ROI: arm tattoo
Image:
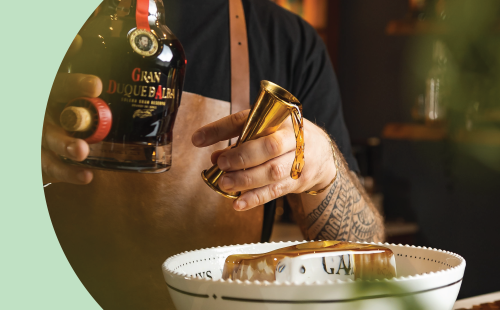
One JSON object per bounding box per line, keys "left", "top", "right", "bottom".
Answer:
{"left": 304, "top": 158, "right": 383, "bottom": 242}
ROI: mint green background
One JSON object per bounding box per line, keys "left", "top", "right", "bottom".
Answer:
{"left": 0, "top": 0, "right": 102, "bottom": 309}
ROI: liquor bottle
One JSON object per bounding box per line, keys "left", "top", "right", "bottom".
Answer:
{"left": 425, "top": 40, "right": 448, "bottom": 125}
{"left": 407, "top": 0, "right": 436, "bottom": 20}
{"left": 58, "top": 0, "right": 186, "bottom": 173}
{"left": 408, "top": 0, "right": 427, "bottom": 20}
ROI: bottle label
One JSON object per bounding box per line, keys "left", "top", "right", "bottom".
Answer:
{"left": 103, "top": 65, "right": 179, "bottom": 142}
{"left": 107, "top": 67, "right": 175, "bottom": 104}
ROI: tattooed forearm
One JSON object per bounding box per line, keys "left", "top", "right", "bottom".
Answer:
{"left": 294, "top": 145, "right": 384, "bottom": 243}
{"left": 351, "top": 203, "right": 380, "bottom": 241}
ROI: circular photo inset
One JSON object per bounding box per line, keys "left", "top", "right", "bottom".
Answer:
{"left": 136, "top": 34, "right": 152, "bottom": 52}
{"left": 129, "top": 29, "right": 159, "bottom": 56}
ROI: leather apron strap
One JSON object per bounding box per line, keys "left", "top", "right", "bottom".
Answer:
{"left": 228, "top": 0, "right": 275, "bottom": 243}
{"left": 229, "top": 0, "right": 250, "bottom": 117}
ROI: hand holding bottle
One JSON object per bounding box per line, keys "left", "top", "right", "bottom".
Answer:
{"left": 42, "top": 37, "right": 102, "bottom": 185}
{"left": 42, "top": 0, "right": 186, "bottom": 181}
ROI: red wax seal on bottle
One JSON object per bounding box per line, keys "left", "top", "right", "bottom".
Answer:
{"left": 60, "top": 97, "right": 112, "bottom": 144}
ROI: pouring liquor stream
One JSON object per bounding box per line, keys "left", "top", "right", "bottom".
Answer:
{"left": 201, "top": 80, "right": 304, "bottom": 199}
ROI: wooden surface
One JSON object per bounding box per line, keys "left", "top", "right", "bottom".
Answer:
{"left": 382, "top": 123, "right": 447, "bottom": 141}
{"left": 386, "top": 19, "right": 447, "bottom": 36}
{"left": 454, "top": 291, "right": 500, "bottom": 309}
{"left": 383, "top": 123, "right": 500, "bottom": 146}
{"left": 385, "top": 221, "right": 419, "bottom": 238}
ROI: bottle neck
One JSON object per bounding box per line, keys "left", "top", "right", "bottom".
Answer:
{"left": 97, "top": 0, "right": 165, "bottom": 26}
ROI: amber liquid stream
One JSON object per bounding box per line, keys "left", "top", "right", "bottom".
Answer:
{"left": 290, "top": 105, "right": 305, "bottom": 179}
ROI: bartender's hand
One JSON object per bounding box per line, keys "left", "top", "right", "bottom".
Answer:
{"left": 42, "top": 36, "right": 101, "bottom": 185}
{"left": 192, "top": 110, "right": 336, "bottom": 211}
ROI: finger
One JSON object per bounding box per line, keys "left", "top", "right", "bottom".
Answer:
{"left": 211, "top": 141, "right": 238, "bottom": 164}
{"left": 211, "top": 147, "right": 231, "bottom": 165}
{"left": 233, "top": 178, "right": 296, "bottom": 211}
{"left": 192, "top": 110, "right": 249, "bottom": 147}
{"left": 211, "top": 149, "right": 224, "bottom": 165}
{"left": 218, "top": 151, "right": 295, "bottom": 192}
{"left": 42, "top": 148, "right": 93, "bottom": 185}
{"left": 49, "top": 73, "right": 103, "bottom": 104}
{"left": 42, "top": 121, "right": 90, "bottom": 162}
{"left": 217, "top": 129, "right": 296, "bottom": 171}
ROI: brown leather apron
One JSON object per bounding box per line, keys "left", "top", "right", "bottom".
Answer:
{"left": 44, "top": 1, "right": 261, "bottom": 309}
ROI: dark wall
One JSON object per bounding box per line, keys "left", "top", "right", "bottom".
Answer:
{"left": 336, "top": 0, "right": 412, "bottom": 141}
{"left": 333, "top": 1, "right": 500, "bottom": 299}
{"left": 382, "top": 139, "right": 500, "bottom": 299}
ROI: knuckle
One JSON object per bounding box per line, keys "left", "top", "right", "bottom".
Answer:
{"left": 264, "top": 135, "right": 283, "bottom": 157}
{"left": 236, "top": 152, "right": 246, "bottom": 167}
{"left": 242, "top": 173, "right": 253, "bottom": 188}
{"left": 248, "top": 191, "right": 265, "bottom": 206}
{"left": 41, "top": 122, "right": 58, "bottom": 150}
{"left": 267, "top": 183, "right": 283, "bottom": 200}
{"left": 42, "top": 124, "right": 71, "bottom": 155}
{"left": 41, "top": 160, "right": 49, "bottom": 175}
{"left": 299, "top": 172, "right": 316, "bottom": 192}
{"left": 301, "top": 171, "right": 314, "bottom": 185}
{"left": 254, "top": 191, "right": 266, "bottom": 205}
{"left": 211, "top": 124, "right": 221, "bottom": 138}
{"left": 232, "top": 111, "right": 247, "bottom": 124}
{"left": 41, "top": 159, "right": 56, "bottom": 179}
{"left": 269, "top": 162, "right": 286, "bottom": 181}
{"left": 58, "top": 140, "right": 68, "bottom": 154}
{"left": 269, "top": 183, "right": 284, "bottom": 199}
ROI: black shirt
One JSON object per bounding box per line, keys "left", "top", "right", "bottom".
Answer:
{"left": 164, "top": 0, "right": 359, "bottom": 173}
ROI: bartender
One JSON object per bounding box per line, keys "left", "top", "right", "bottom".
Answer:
{"left": 42, "top": 0, "right": 384, "bottom": 309}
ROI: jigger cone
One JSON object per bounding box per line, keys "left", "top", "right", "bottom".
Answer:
{"left": 201, "top": 80, "right": 303, "bottom": 199}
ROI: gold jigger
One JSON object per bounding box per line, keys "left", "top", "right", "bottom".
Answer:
{"left": 202, "top": 80, "right": 304, "bottom": 199}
